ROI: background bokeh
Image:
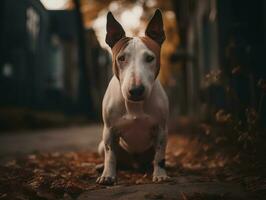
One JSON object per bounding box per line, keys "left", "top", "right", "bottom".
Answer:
{"left": 0, "top": 0, "right": 265, "bottom": 131}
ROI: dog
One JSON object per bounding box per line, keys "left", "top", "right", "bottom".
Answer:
{"left": 96, "top": 9, "right": 169, "bottom": 185}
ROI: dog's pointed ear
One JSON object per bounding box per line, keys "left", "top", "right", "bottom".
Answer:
{"left": 105, "top": 12, "right": 125, "bottom": 48}
{"left": 145, "top": 9, "right": 165, "bottom": 45}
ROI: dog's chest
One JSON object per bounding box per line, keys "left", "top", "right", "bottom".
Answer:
{"left": 116, "top": 114, "right": 156, "bottom": 153}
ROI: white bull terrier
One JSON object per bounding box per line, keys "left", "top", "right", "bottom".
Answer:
{"left": 96, "top": 9, "right": 169, "bottom": 185}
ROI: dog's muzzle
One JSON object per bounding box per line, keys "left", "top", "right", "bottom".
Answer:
{"left": 128, "top": 85, "right": 145, "bottom": 102}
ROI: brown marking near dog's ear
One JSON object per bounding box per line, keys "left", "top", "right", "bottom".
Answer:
{"left": 139, "top": 36, "right": 161, "bottom": 79}
{"left": 111, "top": 37, "right": 133, "bottom": 79}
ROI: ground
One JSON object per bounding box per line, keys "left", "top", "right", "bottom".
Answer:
{"left": 0, "top": 124, "right": 265, "bottom": 199}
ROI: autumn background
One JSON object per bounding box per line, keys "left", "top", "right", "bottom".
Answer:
{"left": 0, "top": 0, "right": 266, "bottom": 199}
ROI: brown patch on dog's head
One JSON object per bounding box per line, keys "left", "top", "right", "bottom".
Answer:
{"left": 106, "top": 9, "right": 165, "bottom": 80}
{"left": 141, "top": 9, "right": 165, "bottom": 78}
{"left": 111, "top": 37, "right": 133, "bottom": 79}
{"left": 139, "top": 36, "right": 161, "bottom": 79}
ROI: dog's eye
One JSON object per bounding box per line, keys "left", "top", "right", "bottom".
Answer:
{"left": 118, "top": 55, "right": 125, "bottom": 62}
{"left": 145, "top": 55, "right": 154, "bottom": 63}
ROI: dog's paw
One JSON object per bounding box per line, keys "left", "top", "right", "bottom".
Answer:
{"left": 152, "top": 175, "right": 170, "bottom": 183}
{"left": 96, "top": 176, "right": 116, "bottom": 185}
{"left": 153, "top": 167, "right": 170, "bottom": 183}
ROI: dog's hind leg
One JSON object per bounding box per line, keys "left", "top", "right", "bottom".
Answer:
{"left": 98, "top": 140, "right": 105, "bottom": 157}
{"left": 95, "top": 140, "right": 105, "bottom": 173}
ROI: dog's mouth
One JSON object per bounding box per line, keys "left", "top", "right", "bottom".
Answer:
{"left": 127, "top": 95, "right": 145, "bottom": 102}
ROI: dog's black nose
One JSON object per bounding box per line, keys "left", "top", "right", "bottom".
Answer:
{"left": 129, "top": 85, "right": 145, "bottom": 99}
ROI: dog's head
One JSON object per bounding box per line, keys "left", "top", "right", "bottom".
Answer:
{"left": 106, "top": 9, "right": 165, "bottom": 102}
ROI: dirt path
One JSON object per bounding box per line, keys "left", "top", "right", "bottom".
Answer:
{"left": 0, "top": 125, "right": 102, "bottom": 163}
{"left": 78, "top": 176, "right": 247, "bottom": 200}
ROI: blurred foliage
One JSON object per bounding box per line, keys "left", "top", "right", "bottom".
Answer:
{"left": 200, "top": 66, "right": 266, "bottom": 183}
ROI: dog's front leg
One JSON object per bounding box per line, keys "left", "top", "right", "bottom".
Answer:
{"left": 96, "top": 126, "right": 117, "bottom": 185}
{"left": 153, "top": 127, "right": 169, "bottom": 182}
